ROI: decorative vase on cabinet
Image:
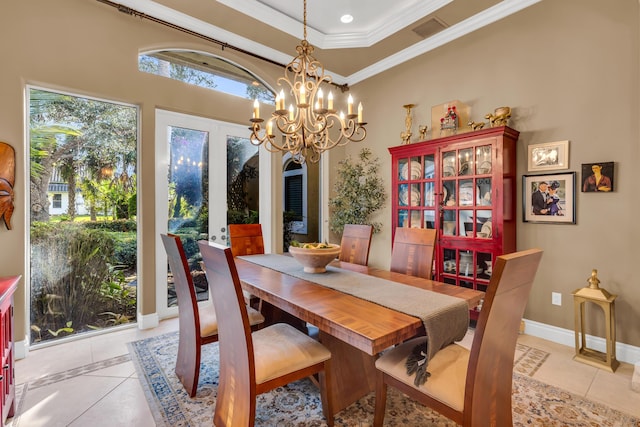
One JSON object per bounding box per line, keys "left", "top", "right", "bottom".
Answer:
{"left": 389, "top": 126, "right": 519, "bottom": 319}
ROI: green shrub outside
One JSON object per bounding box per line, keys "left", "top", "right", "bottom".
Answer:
{"left": 30, "top": 221, "right": 137, "bottom": 343}
{"left": 81, "top": 219, "right": 136, "bottom": 232}
{"left": 112, "top": 234, "right": 137, "bottom": 269}
{"left": 128, "top": 193, "right": 137, "bottom": 218}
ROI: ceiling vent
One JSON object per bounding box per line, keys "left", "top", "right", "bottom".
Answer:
{"left": 412, "top": 17, "right": 448, "bottom": 39}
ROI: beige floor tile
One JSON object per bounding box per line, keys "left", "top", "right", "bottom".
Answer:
{"left": 527, "top": 343, "right": 599, "bottom": 395}
{"left": 14, "top": 375, "right": 124, "bottom": 427}
{"left": 587, "top": 365, "right": 640, "bottom": 417}
{"left": 520, "top": 334, "right": 640, "bottom": 417}
{"left": 67, "top": 378, "right": 155, "bottom": 427}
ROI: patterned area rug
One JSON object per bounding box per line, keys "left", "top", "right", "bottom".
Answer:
{"left": 128, "top": 332, "right": 639, "bottom": 426}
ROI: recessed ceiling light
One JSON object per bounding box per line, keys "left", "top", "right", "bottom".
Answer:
{"left": 340, "top": 14, "right": 354, "bottom": 24}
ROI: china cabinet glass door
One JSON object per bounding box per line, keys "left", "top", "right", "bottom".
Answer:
{"left": 439, "top": 143, "right": 494, "bottom": 291}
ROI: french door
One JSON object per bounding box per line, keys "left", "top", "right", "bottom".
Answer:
{"left": 154, "top": 110, "right": 260, "bottom": 317}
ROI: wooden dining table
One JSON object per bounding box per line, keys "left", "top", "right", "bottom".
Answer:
{"left": 235, "top": 255, "right": 484, "bottom": 412}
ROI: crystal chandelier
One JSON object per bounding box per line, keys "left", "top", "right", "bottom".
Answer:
{"left": 249, "top": 0, "right": 367, "bottom": 164}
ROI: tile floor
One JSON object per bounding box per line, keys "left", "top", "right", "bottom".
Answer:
{"left": 10, "top": 318, "right": 640, "bottom": 426}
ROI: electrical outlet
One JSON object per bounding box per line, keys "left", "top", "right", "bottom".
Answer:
{"left": 552, "top": 292, "right": 562, "bottom": 306}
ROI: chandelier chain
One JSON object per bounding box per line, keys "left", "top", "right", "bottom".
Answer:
{"left": 303, "top": 0, "right": 307, "bottom": 41}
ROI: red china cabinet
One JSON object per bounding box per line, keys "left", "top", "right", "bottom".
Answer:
{"left": 389, "top": 126, "right": 519, "bottom": 315}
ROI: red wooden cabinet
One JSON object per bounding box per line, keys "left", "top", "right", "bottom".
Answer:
{"left": 0, "top": 276, "right": 18, "bottom": 426}
{"left": 389, "top": 126, "right": 519, "bottom": 303}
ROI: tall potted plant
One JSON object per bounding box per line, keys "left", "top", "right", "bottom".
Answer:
{"left": 329, "top": 148, "right": 386, "bottom": 235}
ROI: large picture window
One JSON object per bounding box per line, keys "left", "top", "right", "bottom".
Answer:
{"left": 28, "top": 87, "right": 138, "bottom": 345}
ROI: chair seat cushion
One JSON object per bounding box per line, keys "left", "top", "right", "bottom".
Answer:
{"left": 247, "top": 306, "right": 266, "bottom": 327}
{"left": 198, "top": 305, "right": 264, "bottom": 338}
{"left": 253, "top": 323, "right": 331, "bottom": 384}
{"left": 375, "top": 336, "right": 469, "bottom": 412}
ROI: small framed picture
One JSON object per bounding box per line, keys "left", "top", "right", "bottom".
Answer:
{"left": 522, "top": 172, "right": 576, "bottom": 224}
{"left": 581, "top": 162, "right": 614, "bottom": 192}
{"left": 527, "top": 140, "right": 569, "bottom": 172}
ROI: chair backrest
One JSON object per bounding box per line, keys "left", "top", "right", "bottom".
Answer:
{"left": 161, "top": 234, "right": 201, "bottom": 334}
{"left": 463, "top": 248, "right": 543, "bottom": 426}
{"left": 389, "top": 227, "right": 437, "bottom": 279}
{"left": 228, "top": 223, "right": 265, "bottom": 257}
{"left": 198, "top": 240, "right": 255, "bottom": 427}
{"left": 339, "top": 224, "right": 374, "bottom": 265}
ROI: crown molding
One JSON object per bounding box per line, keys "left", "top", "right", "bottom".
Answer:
{"left": 112, "top": 0, "right": 542, "bottom": 86}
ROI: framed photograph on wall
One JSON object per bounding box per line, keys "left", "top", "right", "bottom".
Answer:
{"left": 527, "top": 140, "right": 569, "bottom": 172}
{"left": 523, "top": 172, "right": 576, "bottom": 224}
{"left": 581, "top": 161, "right": 614, "bottom": 192}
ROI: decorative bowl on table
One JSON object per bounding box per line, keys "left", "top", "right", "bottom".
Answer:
{"left": 288, "top": 243, "right": 341, "bottom": 273}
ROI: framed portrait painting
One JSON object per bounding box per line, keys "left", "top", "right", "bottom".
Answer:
{"left": 527, "top": 140, "right": 569, "bottom": 172}
{"left": 522, "top": 172, "right": 576, "bottom": 224}
{"left": 581, "top": 161, "right": 614, "bottom": 192}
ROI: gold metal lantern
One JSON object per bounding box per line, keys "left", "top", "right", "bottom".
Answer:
{"left": 572, "top": 269, "right": 619, "bottom": 372}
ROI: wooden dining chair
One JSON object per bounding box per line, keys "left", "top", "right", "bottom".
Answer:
{"left": 338, "top": 224, "right": 374, "bottom": 266}
{"left": 198, "top": 240, "right": 335, "bottom": 427}
{"left": 373, "top": 248, "right": 543, "bottom": 427}
{"left": 228, "top": 223, "right": 265, "bottom": 257}
{"left": 228, "top": 223, "right": 264, "bottom": 307}
{"left": 390, "top": 227, "right": 437, "bottom": 279}
{"left": 160, "top": 233, "right": 265, "bottom": 397}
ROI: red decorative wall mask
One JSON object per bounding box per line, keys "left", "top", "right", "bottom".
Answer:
{"left": 0, "top": 142, "right": 15, "bottom": 230}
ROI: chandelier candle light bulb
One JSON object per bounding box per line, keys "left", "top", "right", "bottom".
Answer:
{"left": 253, "top": 99, "right": 259, "bottom": 119}
{"left": 276, "top": 90, "right": 285, "bottom": 112}
{"left": 248, "top": 0, "right": 367, "bottom": 164}
{"left": 299, "top": 85, "right": 306, "bottom": 105}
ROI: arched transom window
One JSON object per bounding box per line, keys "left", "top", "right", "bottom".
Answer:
{"left": 139, "top": 50, "right": 274, "bottom": 103}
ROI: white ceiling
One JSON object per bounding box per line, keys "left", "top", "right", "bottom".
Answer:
{"left": 220, "top": 0, "right": 455, "bottom": 49}
{"left": 112, "top": 0, "right": 542, "bottom": 85}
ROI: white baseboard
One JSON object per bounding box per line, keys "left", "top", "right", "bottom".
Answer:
{"left": 15, "top": 335, "right": 28, "bottom": 360}
{"left": 137, "top": 311, "right": 159, "bottom": 329}
{"left": 524, "top": 319, "right": 640, "bottom": 365}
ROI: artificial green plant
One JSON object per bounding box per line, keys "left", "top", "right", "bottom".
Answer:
{"left": 329, "top": 148, "right": 386, "bottom": 234}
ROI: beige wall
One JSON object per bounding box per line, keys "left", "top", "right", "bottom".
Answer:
{"left": 0, "top": 0, "right": 284, "bottom": 344}
{"left": 1, "top": 0, "right": 639, "bottom": 351}
{"left": 345, "top": 0, "right": 640, "bottom": 346}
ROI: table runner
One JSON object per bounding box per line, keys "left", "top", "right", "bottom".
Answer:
{"left": 238, "top": 254, "right": 469, "bottom": 381}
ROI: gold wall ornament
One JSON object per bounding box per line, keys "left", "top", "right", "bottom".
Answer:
{"left": 249, "top": 0, "right": 366, "bottom": 164}
{"left": 572, "top": 269, "right": 619, "bottom": 372}
{"left": 485, "top": 106, "right": 512, "bottom": 127}
{"left": 400, "top": 104, "right": 415, "bottom": 144}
